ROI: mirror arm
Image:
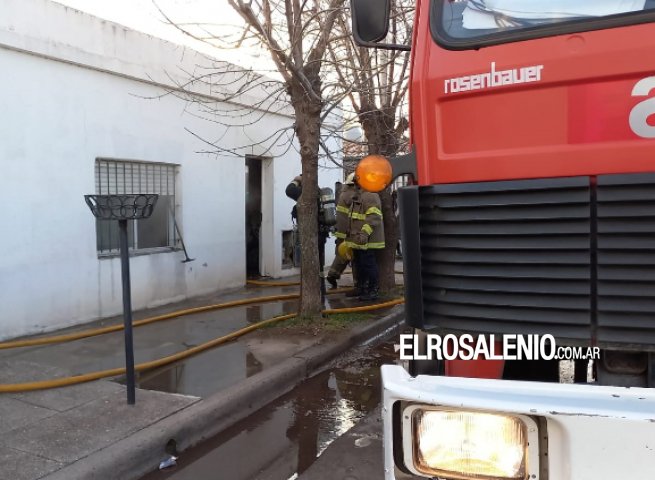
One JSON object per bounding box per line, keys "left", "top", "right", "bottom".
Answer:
{"left": 390, "top": 150, "right": 417, "bottom": 180}
{"left": 353, "top": 37, "right": 411, "bottom": 51}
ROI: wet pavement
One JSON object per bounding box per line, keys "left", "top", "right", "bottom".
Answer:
{"left": 0, "top": 265, "right": 405, "bottom": 480}
{"left": 0, "top": 262, "right": 403, "bottom": 391}
{"left": 0, "top": 282, "right": 347, "bottom": 398}
{"left": 129, "top": 297, "right": 304, "bottom": 398}
{"left": 297, "top": 406, "right": 384, "bottom": 480}
{"left": 140, "top": 339, "right": 399, "bottom": 480}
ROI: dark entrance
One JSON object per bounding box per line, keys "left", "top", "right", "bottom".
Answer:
{"left": 245, "top": 156, "right": 262, "bottom": 276}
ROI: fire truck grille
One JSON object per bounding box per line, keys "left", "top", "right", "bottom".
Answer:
{"left": 403, "top": 173, "right": 655, "bottom": 349}
{"left": 597, "top": 173, "right": 655, "bottom": 348}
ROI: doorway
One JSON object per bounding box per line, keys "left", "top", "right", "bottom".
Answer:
{"left": 245, "top": 156, "right": 263, "bottom": 277}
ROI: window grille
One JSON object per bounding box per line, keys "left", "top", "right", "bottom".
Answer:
{"left": 94, "top": 159, "right": 178, "bottom": 255}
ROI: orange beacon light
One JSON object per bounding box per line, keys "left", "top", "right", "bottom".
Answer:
{"left": 355, "top": 155, "right": 393, "bottom": 192}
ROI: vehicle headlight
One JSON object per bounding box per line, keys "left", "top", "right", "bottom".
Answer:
{"left": 402, "top": 406, "right": 539, "bottom": 480}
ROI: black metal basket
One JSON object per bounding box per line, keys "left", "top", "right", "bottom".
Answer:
{"left": 84, "top": 194, "right": 159, "bottom": 220}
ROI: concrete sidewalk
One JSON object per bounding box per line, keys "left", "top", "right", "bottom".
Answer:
{"left": 0, "top": 272, "right": 404, "bottom": 480}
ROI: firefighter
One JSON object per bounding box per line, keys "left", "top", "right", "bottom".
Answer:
{"left": 326, "top": 174, "right": 358, "bottom": 289}
{"left": 285, "top": 174, "right": 331, "bottom": 299}
{"left": 343, "top": 174, "right": 385, "bottom": 300}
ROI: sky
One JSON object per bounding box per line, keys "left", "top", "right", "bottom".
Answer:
{"left": 53, "top": 0, "right": 274, "bottom": 72}
{"left": 52, "top": 0, "right": 359, "bottom": 128}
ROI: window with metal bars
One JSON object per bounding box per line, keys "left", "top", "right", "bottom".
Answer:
{"left": 94, "top": 159, "right": 178, "bottom": 255}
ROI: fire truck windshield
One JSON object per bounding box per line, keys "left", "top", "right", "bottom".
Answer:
{"left": 435, "top": 0, "right": 655, "bottom": 47}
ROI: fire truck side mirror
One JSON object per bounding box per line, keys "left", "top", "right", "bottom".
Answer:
{"left": 351, "top": 0, "right": 390, "bottom": 43}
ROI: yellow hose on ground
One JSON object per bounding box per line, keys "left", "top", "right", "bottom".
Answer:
{"left": 0, "top": 294, "right": 299, "bottom": 350}
{"left": 323, "top": 298, "right": 404, "bottom": 314}
{"left": 341, "top": 270, "right": 404, "bottom": 275}
{"left": 247, "top": 272, "right": 403, "bottom": 287}
{"left": 0, "top": 288, "right": 354, "bottom": 350}
{"left": 247, "top": 279, "right": 300, "bottom": 287}
{"left": 0, "top": 298, "right": 404, "bottom": 393}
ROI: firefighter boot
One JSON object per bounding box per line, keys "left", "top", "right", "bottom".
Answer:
{"left": 326, "top": 274, "right": 338, "bottom": 289}
{"left": 359, "top": 284, "right": 379, "bottom": 301}
{"left": 346, "top": 282, "right": 366, "bottom": 298}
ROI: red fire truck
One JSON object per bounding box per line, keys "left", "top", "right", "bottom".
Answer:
{"left": 351, "top": 1, "right": 655, "bottom": 479}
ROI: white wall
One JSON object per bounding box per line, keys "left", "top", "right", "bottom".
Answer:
{"left": 0, "top": 0, "right": 342, "bottom": 340}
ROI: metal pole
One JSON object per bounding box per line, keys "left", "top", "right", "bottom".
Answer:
{"left": 319, "top": 235, "right": 326, "bottom": 305}
{"left": 118, "top": 219, "right": 136, "bottom": 405}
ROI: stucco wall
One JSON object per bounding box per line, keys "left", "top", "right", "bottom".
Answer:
{"left": 0, "top": 0, "right": 342, "bottom": 340}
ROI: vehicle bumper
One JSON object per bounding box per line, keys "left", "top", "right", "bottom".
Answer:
{"left": 382, "top": 364, "right": 655, "bottom": 479}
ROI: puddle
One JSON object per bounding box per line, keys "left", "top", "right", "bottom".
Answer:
{"left": 133, "top": 295, "right": 385, "bottom": 398}
{"left": 245, "top": 301, "right": 298, "bottom": 323}
{"left": 119, "top": 300, "right": 304, "bottom": 398}
{"left": 140, "top": 340, "right": 398, "bottom": 480}
{"left": 1, "top": 276, "right": 395, "bottom": 403}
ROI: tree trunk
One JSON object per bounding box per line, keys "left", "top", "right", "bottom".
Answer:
{"left": 359, "top": 107, "right": 401, "bottom": 295}
{"left": 377, "top": 188, "right": 398, "bottom": 294}
{"left": 289, "top": 79, "right": 323, "bottom": 318}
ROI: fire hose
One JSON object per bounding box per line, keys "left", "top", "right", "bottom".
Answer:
{"left": 0, "top": 293, "right": 404, "bottom": 393}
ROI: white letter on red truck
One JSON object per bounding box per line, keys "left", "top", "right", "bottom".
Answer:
{"left": 630, "top": 77, "right": 655, "bottom": 138}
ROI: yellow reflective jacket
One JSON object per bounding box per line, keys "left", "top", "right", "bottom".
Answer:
{"left": 334, "top": 183, "right": 357, "bottom": 241}
{"left": 340, "top": 187, "right": 385, "bottom": 250}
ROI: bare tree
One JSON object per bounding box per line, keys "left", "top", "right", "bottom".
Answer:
{"left": 323, "top": 1, "right": 412, "bottom": 293}
{"left": 228, "top": 0, "right": 345, "bottom": 318}
{"left": 155, "top": 0, "right": 344, "bottom": 317}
